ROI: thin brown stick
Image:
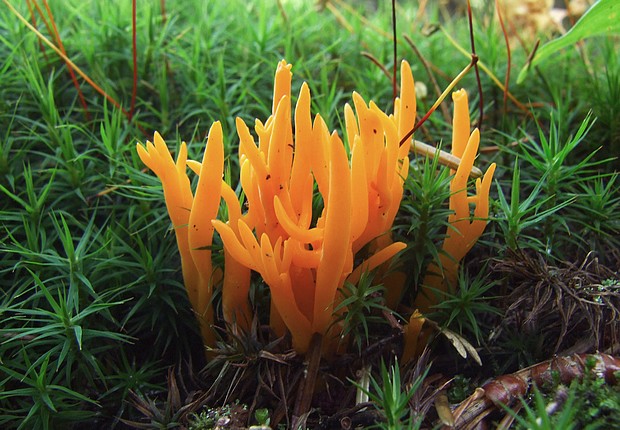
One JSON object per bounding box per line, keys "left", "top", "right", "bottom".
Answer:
{"left": 291, "top": 333, "right": 323, "bottom": 429}
{"left": 41, "top": 0, "right": 90, "bottom": 120}
{"left": 130, "top": 0, "right": 137, "bottom": 120}
{"left": 495, "top": 0, "right": 511, "bottom": 116}
{"left": 478, "top": 136, "right": 527, "bottom": 154}
{"left": 361, "top": 52, "right": 393, "bottom": 83}
{"left": 466, "top": 0, "right": 483, "bottom": 130}
{"left": 160, "top": 0, "right": 167, "bottom": 24}
{"left": 5, "top": 0, "right": 150, "bottom": 137}
{"left": 276, "top": 0, "right": 289, "bottom": 24}
{"left": 30, "top": 0, "right": 53, "bottom": 41}
{"left": 25, "top": 0, "right": 47, "bottom": 58}
{"left": 5, "top": 0, "right": 123, "bottom": 112}
{"left": 523, "top": 39, "right": 541, "bottom": 73}
{"left": 391, "top": 0, "right": 397, "bottom": 102}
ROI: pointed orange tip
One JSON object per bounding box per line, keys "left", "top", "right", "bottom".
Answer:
{"left": 452, "top": 88, "right": 467, "bottom": 100}
{"left": 136, "top": 142, "right": 150, "bottom": 164}
{"left": 277, "top": 59, "right": 292, "bottom": 71}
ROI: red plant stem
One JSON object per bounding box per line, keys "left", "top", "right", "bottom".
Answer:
{"left": 30, "top": 1, "right": 52, "bottom": 39}
{"left": 5, "top": 2, "right": 122, "bottom": 111}
{"left": 41, "top": 0, "right": 90, "bottom": 120}
{"left": 26, "top": 0, "right": 47, "bottom": 58}
{"left": 466, "top": 0, "right": 483, "bottom": 130}
{"left": 495, "top": 0, "right": 511, "bottom": 116}
{"left": 160, "top": 0, "right": 167, "bottom": 24}
{"left": 130, "top": 0, "right": 137, "bottom": 121}
{"left": 361, "top": 51, "right": 393, "bottom": 83}
{"left": 159, "top": 0, "right": 173, "bottom": 87}
{"left": 391, "top": 0, "right": 397, "bottom": 103}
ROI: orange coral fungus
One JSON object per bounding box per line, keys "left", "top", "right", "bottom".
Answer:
{"left": 416, "top": 89, "right": 497, "bottom": 314}
{"left": 136, "top": 123, "right": 226, "bottom": 346}
{"left": 139, "top": 60, "right": 412, "bottom": 354}
{"left": 401, "top": 89, "right": 495, "bottom": 363}
{"left": 213, "top": 60, "right": 413, "bottom": 353}
{"left": 138, "top": 60, "right": 493, "bottom": 361}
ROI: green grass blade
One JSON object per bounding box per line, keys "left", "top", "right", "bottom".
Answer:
{"left": 518, "top": 0, "right": 620, "bottom": 83}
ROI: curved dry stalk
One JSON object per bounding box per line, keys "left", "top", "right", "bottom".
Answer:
{"left": 449, "top": 353, "right": 620, "bottom": 429}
